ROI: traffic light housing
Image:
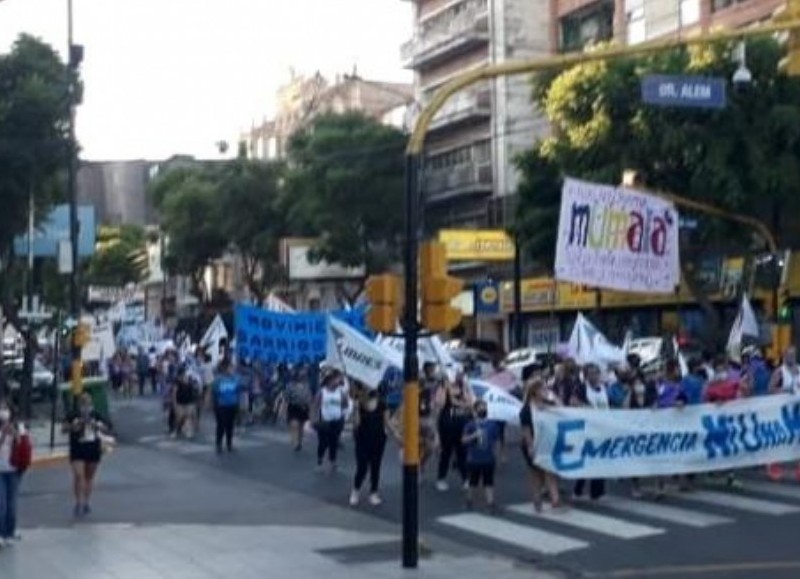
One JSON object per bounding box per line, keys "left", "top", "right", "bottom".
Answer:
{"left": 777, "top": 0, "right": 800, "bottom": 75}
{"left": 365, "top": 274, "right": 402, "bottom": 334}
{"left": 73, "top": 323, "right": 91, "bottom": 348}
{"left": 420, "top": 241, "right": 464, "bottom": 332}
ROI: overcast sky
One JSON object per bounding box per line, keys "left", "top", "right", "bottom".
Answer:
{"left": 0, "top": 0, "right": 412, "bottom": 160}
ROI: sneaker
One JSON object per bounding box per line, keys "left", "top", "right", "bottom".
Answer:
{"left": 349, "top": 490, "right": 360, "bottom": 507}
{"left": 435, "top": 480, "right": 449, "bottom": 492}
{"left": 368, "top": 493, "right": 383, "bottom": 506}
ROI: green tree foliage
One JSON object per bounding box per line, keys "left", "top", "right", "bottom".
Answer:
{"left": 0, "top": 35, "right": 75, "bottom": 257}
{"left": 285, "top": 112, "right": 406, "bottom": 278}
{"left": 517, "top": 38, "right": 800, "bottom": 268}
{"left": 85, "top": 225, "right": 148, "bottom": 287}
{"left": 217, "top": 159, "right": 286, "bottom": 303}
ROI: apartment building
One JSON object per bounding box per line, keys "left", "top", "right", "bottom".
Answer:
{"left": 551, "top": 0, "right": 783, "bottom": 51}
{"left": 242, "top": 70, "right": 413, "bottom": 161}
{"left": 402, "top": 0, "right": 551, "bottom": 231}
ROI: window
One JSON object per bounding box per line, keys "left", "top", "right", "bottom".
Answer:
{"left": 560, "top": 1, "right": 615, "bottom": 53}
{"left": 680, "top": 0, "right": 700, "bottom": 25}
{"left": 626, "top": 0, "right": 646, "bottom": 44}
{"left": 711, "top": 0, "right": 749, "bottom": 12}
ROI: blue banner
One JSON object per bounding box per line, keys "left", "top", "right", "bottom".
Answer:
{"left": 234, "top": 304, "right": 366, "bottom": 364}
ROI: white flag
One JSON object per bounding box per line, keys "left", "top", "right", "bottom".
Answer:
{"left": 200, "top": 315, "right": 228, "bottom": 365}
{"left": 327, "top": 317, "right": 399, "bottom": 389}
{"left": 727, "top": 293, "right": 760, "bottom": 360}
{"left": 567, "top": 313, "right": 626, "bottom": 367}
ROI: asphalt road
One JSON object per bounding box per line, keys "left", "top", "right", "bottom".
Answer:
{"left": 111, "top": 396, "right": 800, "bottom": 579}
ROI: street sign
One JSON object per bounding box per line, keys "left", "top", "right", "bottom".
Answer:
{"left": 641, "top": 75, "right": 727, "bottom": 109}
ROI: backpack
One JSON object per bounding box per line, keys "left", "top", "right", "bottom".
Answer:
{"left": 10, "top": 433, "right": 33, "bottom": 473}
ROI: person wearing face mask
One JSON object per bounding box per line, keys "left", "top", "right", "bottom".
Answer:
{"left": 312, "top": 367, "right": 349, "bottom": 474}
{"left": 0, "top": 401, "right": 21, "bottom": 547}
{"left": 349, "top": 385, "right": 400, "bottom": 507}
{"left": 62, "top": 392, "right": 110, "bottom": 518}
{"left": 434, "top": 374, "right": 474, "bottom": 492}
{"left": 571, "top": 363, "right": 609, "bottom": 501}
{"left": 462, "top": 399, "right": 500, "bottom": 512}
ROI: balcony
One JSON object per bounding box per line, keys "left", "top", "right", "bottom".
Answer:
{"left": 426, "top": 85, "right": 492, "bottom": 132}
{"left": 425, "top": 162, "right": 493, "bottom": 203}
{"left": 401, "top": 0, "right": 490, "bottom": 70}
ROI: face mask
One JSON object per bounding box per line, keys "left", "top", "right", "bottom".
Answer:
{"left": 477, "top": 410, "right": 488, "bottom": 419}
{"left": 0, "top": 410, "right": 10, "bottom": 423}
{"left": 365, "top": 399, "right": 378, "bottom": 411}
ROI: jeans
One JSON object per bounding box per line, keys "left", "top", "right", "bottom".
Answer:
{"left": 437, "top": 418, "right": 467, "bottom": 482}
{"left": 0, "top": 471, "right": 19, "bottom": 540}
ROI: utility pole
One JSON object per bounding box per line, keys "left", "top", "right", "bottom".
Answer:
{"left": 67, "top": 0, "right": 84, "bottom": 398}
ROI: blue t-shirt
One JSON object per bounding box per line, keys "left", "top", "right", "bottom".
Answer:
{"left": 607, "top": 381, "right": 627, "bottom": 408}
{"left": 680, "top": 374, "right": 705, "bottom": 405}
{"left": 214, "top": 375, "right": 240, "bottom": 407}
{"left": 464, "top": 419, "right": 499, "bottom": 465}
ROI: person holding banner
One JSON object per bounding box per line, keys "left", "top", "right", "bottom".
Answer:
{"left": 767, "top": 347, "right": 800, "bottom": 481}
{"left": 312, "top": 368, "right": 349, "bottom": 474}
{"left": 435, "top": 375, "right": 474, "bottom": 492}
{"left": 462, "top": 399, "right": 500, "bottom": 512}
{"left": 519, "top": 378, "right": 562, "bottom": 512}
{"left": 349, "top": 385, "right": 400, "bottom": 507}
{"left": 570, "top": 364, "right": 609, "bottom": 501}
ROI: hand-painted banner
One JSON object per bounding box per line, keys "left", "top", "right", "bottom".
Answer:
{"left": 533, "top": 394, "right": 800, "bottom": 479}
{"left": 234, "top": 304, "right": 365, "bottom": 364}
{"left": 554, "top": 178, "right": 680, "bottom": 293}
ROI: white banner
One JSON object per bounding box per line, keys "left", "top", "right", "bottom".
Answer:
{"left": 469, "top": 379, "right": 522, "bottom": 425}
{"left": 533, "top": 394, "right": 800, "bottom": 479}
{"left": 200, "top": 315, "right": 228, "bottom": 365}
{"left": 327, "top": 317, "right": 400, "bottom": 389}
{"left": 554, "top": 178, "right": 680, "bottom": 293}
{"left": 378, "top": 334, "right": 461, "bottom": 380}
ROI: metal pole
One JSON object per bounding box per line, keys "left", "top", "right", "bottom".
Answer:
{"left": 50, "top": 311, "right": 61, "bottom": 449}
{"left": 67, "top": 0, "right": 82, "bottom": 399}
{"left": 401, "top": 154, "right": 421, "bottom": 569}
{"left": 513, "top": 235, "right": 523, "bottom": 350}
{"left": 23, "top": 187, "right": 35, "bottom": 418}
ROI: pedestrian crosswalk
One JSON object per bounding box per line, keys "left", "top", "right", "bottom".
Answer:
{"left": 137, "top": 428, "right": 288, "bottom": 456}
{"left": 436, "top": 479, "right": 800, "bottom": 558}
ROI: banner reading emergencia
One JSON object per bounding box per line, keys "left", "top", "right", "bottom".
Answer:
{"left": 533, "top": 394, "right": 800, "bottom": 479}
{"left": 554, "top": 178, "right": 680, "bottom": 293}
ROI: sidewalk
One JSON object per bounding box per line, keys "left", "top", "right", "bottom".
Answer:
{"left": 3, "top": 441, "right": 562, "bottom": 579}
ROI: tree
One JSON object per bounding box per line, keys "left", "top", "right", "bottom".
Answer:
{"left": 0, "top": 35, "right": 75, "bottom": 261}
{"left": 516, "top": 38, "right": 800, "bottom": 341}
{"left": 217, "top": 159, "right": 287, "bottom": 303}
{"left": 85, "top": 225, "right": 148, "bottom": 287}
{"left": 149, "top": 167, "right": 227, "bottom": 300}
{"left": 285, "top": 112, "right": 406, "bottom": 288}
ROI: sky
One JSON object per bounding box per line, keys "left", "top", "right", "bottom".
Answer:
{"left": 0, "top": 0, "right": 413, "bottom": 160}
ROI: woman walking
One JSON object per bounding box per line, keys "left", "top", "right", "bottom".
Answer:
{"left": 349, "top": 386, "right": 399, "bottom": 507}
{"left": 313, "top": 368, "right": 348, "bottom": 474}
{"left": 519, "top": 379, "right": 561, "bottom": 512}
{"left": 286, "top": 366, "right": 312, "bottom": 452}
{"left": 63, "top": 392, "right": 110, "bottom": 518}
{"left": 0, "top": 401, "right": 21, "bottom": 547}
{"left": 435, "top": 375, "right": 473, "bottom": 492}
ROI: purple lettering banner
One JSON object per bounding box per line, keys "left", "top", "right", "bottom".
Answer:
{"left": 554, "top": 178, "right": 680, "bottom": 293}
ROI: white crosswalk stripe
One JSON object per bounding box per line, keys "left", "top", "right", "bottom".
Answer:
{"left": 507, "top": 504, "right": 664, "bottom": 539}
{"left": 438, "top": 513, "right": 589, "bottom": 555}
{"left": 600, "top": 495, "right": 733, "bottom": 528}
{"left": 743, "top": 480, "right": 800, "bottom": 502}
{"left": 679, "top": 490, "right": 800, "bottom": 515}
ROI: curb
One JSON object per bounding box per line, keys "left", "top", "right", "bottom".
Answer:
{"left": 30, "top": 452, "right": 69, "bottom": 469}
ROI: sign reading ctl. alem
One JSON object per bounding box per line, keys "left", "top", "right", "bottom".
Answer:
{"left": 641, "top": 74, "right": 727, "bottom": 109}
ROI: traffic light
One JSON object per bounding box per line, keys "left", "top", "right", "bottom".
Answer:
{"left": 365, "top": 274, "right": 402, "bottom": 334}
{"left": 778, "top": 0, "right": 800, "bottom": 75}
{"left": 420, "top": 241, "right": 464, "bottom": 332}
{"left": 73, "top": 323, "right": 91, "bottom": 348}
{"left": 779, "top": 291, "right": 793, "bottom": 323}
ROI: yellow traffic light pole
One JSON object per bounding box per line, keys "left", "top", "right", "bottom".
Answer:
{"left": 400, "top": 14, "right": 800, "bottom": 569}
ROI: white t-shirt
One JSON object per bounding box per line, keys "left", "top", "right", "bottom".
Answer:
{"left": 585, "top": 384, "right": 610, "bottom": 410}
{"left": 781, "top": 365, "right": 800, "bottom": 394}
{"left": 320, "top": 387, "right": 346, "bottom": 422}
{"left": 0, "top": 431, "right": 13, "bottom": 473}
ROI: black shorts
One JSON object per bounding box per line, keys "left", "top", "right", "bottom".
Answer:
{"left": 468, "top": 463, "right": 495, "bottom": 488}
{"left": 287, "top": 404, "right": 309, "bottom": 423}
{"left": 70, "top": 441, "right": 102, "bottom": 464}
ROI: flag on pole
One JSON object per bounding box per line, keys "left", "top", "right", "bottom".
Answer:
{"left": 727, "top": 293, "right": 760, "bottom": 360}
{"left": 200, "top": 314, "right": 228, "bottom": 366}
{"left": 326, "top": 316, "right": 400, "bottom": 389}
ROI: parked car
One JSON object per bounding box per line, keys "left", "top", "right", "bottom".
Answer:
{"left": 3, "top": 357, "right": 55, "bottom": 401}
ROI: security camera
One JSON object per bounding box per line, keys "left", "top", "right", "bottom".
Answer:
{"left": 732, "top": 65, "right": 752, "bottom": 92}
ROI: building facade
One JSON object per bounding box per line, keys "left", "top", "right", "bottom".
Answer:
{"left": 550, "top": 0, "right": 784, "bottom": 52}
{"left": 401, "top": 0, "right": 551, "bottom": 231}
{"left": 77, "top": 160, "right": 156, "bottom": 227}
{"left": 242, "top": 70, "right": 414, "bottom": 161}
